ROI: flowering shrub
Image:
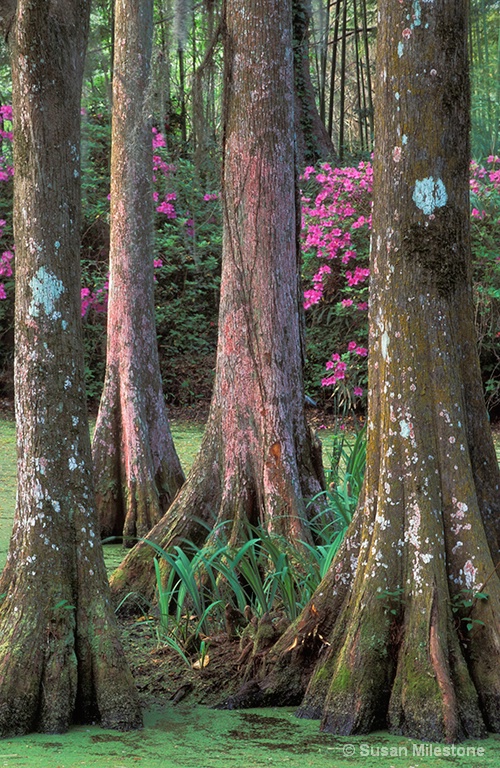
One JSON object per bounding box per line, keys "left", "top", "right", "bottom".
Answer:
{"left": 469, "top": 155, "right": 500, "bottom": 412}
{"left": 79, "top": 122, "right": 221, "bottom": 404}
{"left": 0, "top": 249, "right": 13, "bottom": 300}
{"left": 0, "top": 105, "right": 14, "bottom": 307}
{"left": 151, "top": 156, "right": 221, "bottom": 406}
{"left": 0, "top": 97, "right": 499, "bottom": 415}
{"left": 302, "top": 156, "right": 500, "bottom": 416}
{"left": 80, "top": 284, "right": 108, "bottom": 317}
{"left": 0, "top": 105, "right": 14, "bottom": 393}
{"left": 301, "top": 162, "right": 372, "bottom": 414}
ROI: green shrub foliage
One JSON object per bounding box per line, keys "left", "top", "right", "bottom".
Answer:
{"left": 0, "top": 102, "right": 499, "bottom": 416}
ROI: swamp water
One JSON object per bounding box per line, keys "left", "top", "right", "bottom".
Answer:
{"left": 1, "top": 705, "right": 500, "bottom": 768}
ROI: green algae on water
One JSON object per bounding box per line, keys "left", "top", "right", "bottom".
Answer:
{"left": 1, "top": 706, "right": 500, "bottom": 768}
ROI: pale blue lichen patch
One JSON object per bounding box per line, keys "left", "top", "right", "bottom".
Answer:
{"left": 399, "top": 420, "right": 411, "bottom": 439}
{"left": 412, "top": 177, "right": 447, "bottom": 215}
{"left": 412, "top": 0, "right": 422, "bottom": 27}
{"left": 28, "top": 267, "right": 65, "bottom": 320}
{"left": 410, "top": 0, "right": 433, "bottom": 31}
{"left": 398, "top": 42, "right": 404, "bottom": 58}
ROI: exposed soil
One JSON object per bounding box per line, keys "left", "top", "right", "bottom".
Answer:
{"left": 119, "top": 616, "right": 244, "bottom": 711}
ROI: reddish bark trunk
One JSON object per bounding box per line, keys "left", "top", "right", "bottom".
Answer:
{"left": 0, "top": 0, "right": 141, "bottom": 736}
{"left": 92, "top": 0, "right": 185, "bottom": 543}
{"left": 109, "top": 0, "right": 325, "bottom": 605}
{"left": 225, "top": 0, "right": 500, "bottom": 743}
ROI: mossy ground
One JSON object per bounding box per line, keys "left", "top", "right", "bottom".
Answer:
{"left": 2, "top": 415, "right": 500, "bottom": 765}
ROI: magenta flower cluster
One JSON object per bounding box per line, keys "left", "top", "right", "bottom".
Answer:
{"left": 0, "top": 103, "right": 498, "bottom": 413}
{"left": 470, "top": 156, "right": 500, "bottom": 218}
{"left": 80, "top": 128, "right": 220, "bottom": 318}
{"left": 301, "top": 161, "right": 372, "bottom": 400}
{"left": 322, "top": 342, "right": 367, "bottom": 390}
{"left": 80, "top": 283, "right": 108, "bottom": 317}
{"left": 301, "top": 155, "right": 500, "bottom": 405}
{"left": 302, "top": 161, "right": 372, "bottom": 311}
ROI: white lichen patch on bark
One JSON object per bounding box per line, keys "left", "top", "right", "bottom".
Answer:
{"left": 463, "top": 559, "right": 478, "bottom": 589}
{"left": 28, "top": 266, "right": 65, "bottom": 320}
{"left": 381, "top": 330, "right": 389, "bottom": 360}
{"left": 412, "top": 177, "right": 448, "bottom": 215}
{"left": 399, "top": 420, "right": 411, "bottom": 439}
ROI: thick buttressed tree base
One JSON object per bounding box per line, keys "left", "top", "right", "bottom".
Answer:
{"left": 0, "top": 509, "right": 142, "bottom": 735}
{"left": 109, "top": 0, "right": 325, "bottom": 605}
{"left": 92, "top": 347, "right": 185, "bottom": 544}
{"left": 92, "top": 0, "right": 185, "bottom": 544}
{"left": 0, "top": 0, "right": 141, "bottom": 736}
{"left": 221, "top": 0, "right": 500, "bottom": 743}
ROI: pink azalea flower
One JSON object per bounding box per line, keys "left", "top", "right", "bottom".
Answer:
{"left": 152, "top": 128, "right": 166, "bottom": 149}
{"left": 301, "top": 166, "right": 316, "bottom": 180}
{"left": 321, "top": 375, "right": 337, "bottom": 387}
{"left": 0, "top": 251, "right": 13, "bottom": 278}
{"left": 0, "top": 105, "right": 13, "bottom": 121}
{"left": 346, "top": 267, "right": 370, "bottom": 287}
{"left": 156, "top": 201, "right": 176, "bottom": 218}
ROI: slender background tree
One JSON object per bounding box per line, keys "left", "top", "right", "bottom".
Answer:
{"left": 293, "top": 0, "right": 336, "bottom": 165}
{"left": 92, "top": 0, "right": 185, "bottom": 543}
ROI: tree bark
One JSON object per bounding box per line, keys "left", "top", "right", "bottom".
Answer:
{"left": 293, "top": 0, "right": 336, "bottom": 166}
{"left": 226, "top": 0, "right": 500, "bottom": 743}
{"left": 109, "top": 0, "right": 325, "bottom": 605}
{"left": 92, "top": 0, "right": 185, "bottom": 544}
{"left": 0, "top": 0, "right": 141, "bottom": 736}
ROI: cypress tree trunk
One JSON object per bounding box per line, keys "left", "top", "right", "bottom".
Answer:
{"left": 110, "top": 0, "right": 325, "bottom": 605}
{"left": 293, "top": 0, "right": 336, "bottom": 165}
{"left": 0, "top": 0, "right": 141, "bottom": 736}
{"left": 227, "top": 0, "right": 500, "bottom": 743}
{"left": 92, "top": 0, "right": 185, "bottom": 544}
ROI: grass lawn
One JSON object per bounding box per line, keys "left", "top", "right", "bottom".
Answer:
{"left": 0, "top": 416, "right": 206, "bottom": 573}
{"left": 1, "top": 417, "right": 499, "bottom": 572}
{"left": 0, "top": 416, "right": 16, "bottom": 572}
{"left": 0, "top": 416, "right": 347, "bottom": 572}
